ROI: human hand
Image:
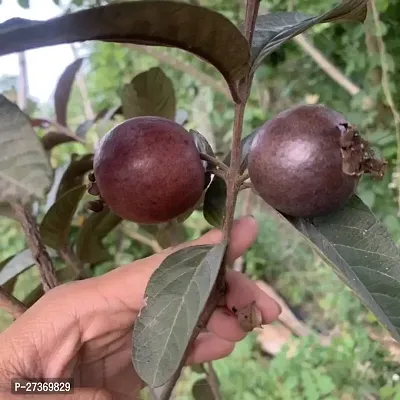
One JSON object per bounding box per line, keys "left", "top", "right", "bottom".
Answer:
{"left": 0, "top": 216, "right": 281, "bottom": 400}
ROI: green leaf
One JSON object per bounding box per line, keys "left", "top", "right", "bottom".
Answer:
{"left": 41, "top": 130, "right": 84, "bottom": 151}
{"left": 76, "top": 208, "right": 122, "bottom": 264}
{"left": 0, "top": 255, "right": 22, "bottom": 292}
{"left": 285, "top": 195, "right": 400, "bottom": 341}
{"left": 56, "top": 153, "right": 93, "bottom": 199}
{"left": 132, "top": 242, "right": 227, "bottom": 387}
{"left": 17, "top": 0, "right": 30, "bottom": 8}
{"left": 0, "top": 95, "right": 52, "bottom": 204}
{"left": 54, "top": 58, "right": 83, "bottom": 127}
{"left": 249, "top": 0, "right": 368, "bottom": 72}
{"left": 0, "top": 202, "right": 16, "bottom": 219}
{"left": 122, "top": 67, "right": 176, "bottom": 120}
{"left": 203, "top": 176, "right": 226, "bottom": 228}
{"left": 190, "top": 129, "right": 215, "bottom": 171}
{"left": 192, "top": 378, "right": 216, "bottom": 400}
{"left": 0, "top": 2, "right": 250, "bottom": 103}
{"left": 40, "top": 185, "right": 86, "bottom": 250}
{"left": 75, "top": 120, "right": 94, "bottom": 138}
{"left": 0, "top": 248, "right": 56, "bottom": 286}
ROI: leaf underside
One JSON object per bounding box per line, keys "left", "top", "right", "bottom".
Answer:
{"left": 192, "top": 378, "right": 216, "bottom": 400}
{"left": 0, "top": 247, "right": 57, "bottom": 286}
{"left": 123, "top": 67, "right": 176, "bottom": 120}
{"left": 41, "top": 131, "right": 83, "bottom": 151}
{"left": 56, "top": 154, "right": 93, "bottom": 199}
{"left": 249, "top": 0, "right": 368, "bottom": 72}
{"left": 54, "top": 58, "right": 84, "bottom": 127}
{"left": 284, "top": 195, "right": 400, "bottom": 342}
{"left": 132, "top": 242, "right": 227, "bottom": 387}
{"left": 75, "top": 208, "right": 122, "bottom": 264}
{"left": 0, "top": 1, "right": 250, "bottom": 103}
{"left": 202, "top": 130, "right": 257, "bottom": 228}
{"left": 0, "top": 95, "right": 52, "bottom": 204}
{"left": 203, "top": 176, "right": 227, "bottom": 229}
{"left": 40, "top": 185, "right": 86, "bottom": 250}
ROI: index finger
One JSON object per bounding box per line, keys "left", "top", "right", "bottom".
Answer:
{"left": 93, "top": 216, "right": 259, "bottom": 312}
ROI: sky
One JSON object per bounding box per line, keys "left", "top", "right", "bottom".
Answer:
{"left": 0, "top": 0, "right": 75, "bottom": 103}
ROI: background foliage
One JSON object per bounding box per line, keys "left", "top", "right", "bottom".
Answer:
{"left": 1, "top": 0, "right": 400, "bottom": 399}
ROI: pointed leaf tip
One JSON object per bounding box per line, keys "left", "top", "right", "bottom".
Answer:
{"left": 132, "top": 242, "right": 227, "bottom": 387}
{"left": 55, "top": 58, "right": 84, "bottom": 127}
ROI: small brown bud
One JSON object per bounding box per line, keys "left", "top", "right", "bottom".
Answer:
{"left": 85, "top": 200, "right": 104, "bottom": 213}
{"left": 88, "top": 172, "right": 96, "bottom": 182}
{"left": 87, "top": 182, "right": 100, "bottom": 196}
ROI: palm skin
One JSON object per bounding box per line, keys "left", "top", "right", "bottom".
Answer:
{"left": 0, "top": 217, "right": 281, "bottom": 400}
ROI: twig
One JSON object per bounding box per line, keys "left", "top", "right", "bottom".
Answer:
{"left": 125, "top": 44, "right": 231, "bottom": 100}
{"left": 158, "top": 3, "right": 261, "bottom": 398}
{"left": 239, "top": 171, "right": 249, "bottom": 185}
{"left": 292, "top": 34, "right": 361, "bottom": 96}
{"left": 243, "top": 0, "right": 261, "bottom": 47}
{"left": 222, "top": 0, "right": 260, "bottom": 241}
{"left": 369, "top": 1, "right": 400, "bottom": 213}
{"left": 123, "top": 227, "right": 163, "bottom": 253}
{"left": 213, "top": 170, "right": 226, "bottom": 181}
{"left": 233, "top": 188, "right": 253, "bottom": 273}
{"left": 0, "top": 287, "right": 27, "bottom": 319}
{"left": 205, "top": 362, "right": 222, "bottom": 400}
{"left": 200, "top": 153, "right": 229, "bottom": 172}
{"left": 240, "top": 182, "right": 254, "bottom": 191}
{"left": 11, "top": 202, "right": 58, "bottom": 291}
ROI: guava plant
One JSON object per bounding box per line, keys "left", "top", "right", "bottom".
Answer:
{"left": 0, "top": 1, "right": 399, "bottom": 399}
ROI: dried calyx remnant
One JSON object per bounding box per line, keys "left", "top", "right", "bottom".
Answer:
{"left": 85, "top": 172, "right": 105, "bottom": 213}
{"left": 339, "top": 123, "right": 387, "bottom": 179}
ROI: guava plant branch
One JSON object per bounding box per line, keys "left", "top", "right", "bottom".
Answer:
{"left": 239, "top": 171, "right": 249, "bottom": 185}
{"left": 222, "top": 0, "right": 260, "bottom": 240}
{"left": 369, "top": 0, "right": 400, "bottom": 213}
{"left": 206, "top": 361, "right": 222, "bottom": 400}
{"left": 199, "top": 153, "right": 228, "bottom": 172}
{"left": 223, "top": 102, "right": 246, "bottom": 237}
{"left": 213, "top": 170, "right": 226, "bottom": 181}
{"left": 160, "top": 3, "right": 261, "bottom": 397}
{"left": 243, "top": 0, "right": 261, "bottom": 47}
{"left": 0, "top": 287, "right": 27, "bottom": 319}
{"left": 11, "top": 202, "right": 58, "bottom": 291}
{"left": 240, "top": 182, "right": 254, "bottom": 191}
